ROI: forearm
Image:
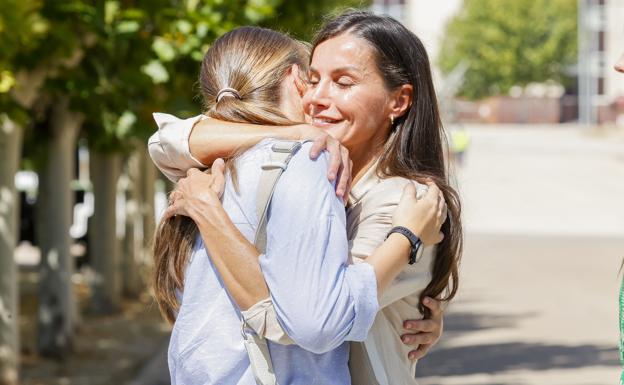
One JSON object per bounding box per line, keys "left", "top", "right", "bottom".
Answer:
{"left": 363, "top": 233, "right": 411, "bottom": 296}
{"left": 189, "top": 118, "right": 305, "bottom": 165}
{"left": 192, "top": 203, "right": 268, "bottom": 310}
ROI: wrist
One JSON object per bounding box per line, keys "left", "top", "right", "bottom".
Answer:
{"left": 387, "top": 232, "right": 412, "bottom": 254}
{"left": 295, "top": 124, "right": 320, "bottom": 140}
{"left": 386, "top": 226, "right": 424, "bottom": 265}
{"left": 189, "top": 200, "right": 227, "bottom": 229}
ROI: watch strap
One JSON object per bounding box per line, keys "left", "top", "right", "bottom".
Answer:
{"left": 386, "top": 226, "right": 423, "bottom": 265}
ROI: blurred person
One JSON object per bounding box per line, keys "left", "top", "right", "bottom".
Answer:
{"left": 449, "top": 126, "right": 470, "bottom": 167}
{"left": 151, "top": 11, "right": 463, "bottom": 385}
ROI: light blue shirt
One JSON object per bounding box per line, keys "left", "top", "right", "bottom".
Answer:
{"left": 168, "top": 139, "right": 379, "bottom": 385}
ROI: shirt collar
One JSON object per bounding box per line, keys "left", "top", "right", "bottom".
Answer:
{"left": 348, "top": 159, "right": 381, "bottom": 206}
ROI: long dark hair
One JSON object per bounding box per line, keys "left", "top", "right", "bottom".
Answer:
{"left": 313, "top": 11, "right": 463, "bottom": 316}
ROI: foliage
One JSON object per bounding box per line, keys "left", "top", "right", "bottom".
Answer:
{"left": 2, "top": 0, "right": 288, "bottom": 154}
{"left": 438, "top": 0, "right": 577, "bottom": 100}
{"left": 0, "top": 0, "right": 47, "bottom": 124}
{"left": 2, "top": 0, "right": 373, "bottom": 154}
{"left": 261, "top": 0, "right": 371, "bottom": 41}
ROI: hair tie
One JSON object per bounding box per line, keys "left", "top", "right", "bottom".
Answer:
{"left": 216, "top": 87, "right": 241, "bottom": 102}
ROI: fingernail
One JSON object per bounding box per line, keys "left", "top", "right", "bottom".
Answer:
{"left": 409, "top": 353, "right": 416, "bottom": 360}
{"left": 328, "top": 173, "right": 336, "bottom": 181}
{"left": 423, "top": 297, "right": 430, "bottom": 305}
{"left": 402, "top": 336, "right": 409, "bottom": 343}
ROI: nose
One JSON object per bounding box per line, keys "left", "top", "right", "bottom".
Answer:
{"left": 308, "top": 79, "right": 332, "bottom": 112}
{"left": 615, "top": 53, "right": 624, "bottom": 73}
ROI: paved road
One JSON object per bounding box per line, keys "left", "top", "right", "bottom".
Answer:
{"left": 418, "top": 125, "right": 624, "bottom": 385}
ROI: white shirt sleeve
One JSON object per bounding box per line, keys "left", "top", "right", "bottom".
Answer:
{"left": 148, "top": 112, "right": 208, "bottom": 182}
{"left": 259, "top": 143, "right": 379, "bottom": 354}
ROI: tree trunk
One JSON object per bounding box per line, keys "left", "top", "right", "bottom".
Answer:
{"left": 37, "top": 98, "right": 82, "bottom": 357}
{"left": 121, "top": 150, "right": 143, "bottom": 298}
{"left": 138, "top": 144, "right": 156, "bottom": 250}
{"left": 0, "top": 117, "right": 23, "bottom": 385}
{"left": 89, "top": 151, "right": 122, "bottom": 313}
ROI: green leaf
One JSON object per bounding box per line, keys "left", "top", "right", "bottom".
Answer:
{"left": 104, "top": 1, "right": 119, "bottom": 25}
{"left": 152, "top": 37, "right": 176, "bottom": 62}
{"left": 116, "top": 20, "right": 140, "bottom": 33}
{"left": 116, "top": 110, "right": 136, "bottom": 137}
{"left": 176, "top": 20, "right": 193, "bottom": 35}
{"left": 141, "top": 60, "right": 169, "bottom": 84}
{"left": 0, "top": 71, "right": 16, "bottom": 93}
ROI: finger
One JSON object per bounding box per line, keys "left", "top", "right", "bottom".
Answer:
{"left": 422, "top": 297, "right": 443, "bottom": 318}
{"left": 402, "top": 182, "right": 417, "bottom": 199}
{"left": 335, "top": 147, "right": 350, "bottom": 197}
{"left": 344, "top": 159, "right": 354, "bottom": 204}
{"left": 169, "top": 190, "right": 182, "bottom": 204}
{"left": 327, "top": 140, "right": 341, "bottom": 182}
{"left": 437, "top": 197, "right": 445, "bottom": 226}
{"left": 401, "top": 332, "right": 437, "bottom": 346}
{"left": 309, "top": 134, "right": 327, "bottom": 159}
{"left": 404, "top": 318, "right": 437, "bottom": 333}
{"left": 163, "top": 201, "right": 183, "bottom": 220}
{"left": 424, "top": 183, "right": 440, "bottom": 200}
{"left": 408, "top": 344, "right": 431, "bottom": 361}
{"left": 441, "top": 202, "right": 448, "bottom": 223}
{"left": 342, "top": 159, "right": 353, "bottom": 205}
{"left": 186, "top": 168, "right": 201, "bottom": 177}
{"left": 211, "top": 159, "right": 226, "bottom": 197}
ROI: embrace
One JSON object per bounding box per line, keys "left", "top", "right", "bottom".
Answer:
{"left": 148, "top": 10, "right": 463, "bottom": 385}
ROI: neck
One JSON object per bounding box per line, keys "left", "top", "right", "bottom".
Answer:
{"left": 349, "top": 139, "right": 385, "bottom": 186}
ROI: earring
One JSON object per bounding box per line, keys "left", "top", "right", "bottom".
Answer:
{"left": 390, "top": 115, "right": 395, "bottom": 126}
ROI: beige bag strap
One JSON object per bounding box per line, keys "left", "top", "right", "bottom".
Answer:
{"left": 243, "top": 140, "right": 303, "bottom": 385}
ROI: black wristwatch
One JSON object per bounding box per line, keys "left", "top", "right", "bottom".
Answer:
{"left": 385, "top": 226, "right": 424, "bottom": 265}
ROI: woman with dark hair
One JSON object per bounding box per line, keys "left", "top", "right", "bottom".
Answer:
{"left": 151, "top": 11, "right": 462, "bottom": 384}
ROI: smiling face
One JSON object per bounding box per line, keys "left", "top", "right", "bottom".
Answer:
{"left": 303, "top": 33, "right": 403, "bottom": 154}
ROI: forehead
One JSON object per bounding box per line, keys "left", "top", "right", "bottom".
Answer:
{"left": 311, "top": 33, "right": 376, "bottom": 71}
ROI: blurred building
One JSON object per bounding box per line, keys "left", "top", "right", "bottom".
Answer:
{"left": 578, "top": 0, "right": 624, "bottom": 125}
{"left": 372, "top": 0, "right": 624, "bottom": 125}
{"left": 371, "top": 0, "right": 461, "bottom": 85}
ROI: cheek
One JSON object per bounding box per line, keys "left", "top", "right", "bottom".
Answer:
{"left": 302, "top": 90, "right": 314, "bottom": 114}
{"left": 345, "top": 93, "right": 388, "bottom": 127}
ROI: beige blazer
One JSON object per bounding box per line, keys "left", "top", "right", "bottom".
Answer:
{"left": 149, "top": 113, "right": 436, "bottom": 385}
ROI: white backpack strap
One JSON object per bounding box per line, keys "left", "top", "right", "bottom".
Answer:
{"left": 244, "top": 140, "right": 303, "bottom": 385}
{"left": 254, "top": 140, "right": 303, "bottom": 253}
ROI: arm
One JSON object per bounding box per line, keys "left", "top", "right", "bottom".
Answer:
{"left": 188, "top": 117, "right": 303, "bottom": 165}
{"left": 168, "top": 162, "right": 443, "bottom": 348}
{"left": 149, "top": 113, "right": 352, "bottom": 199}
{"left": 166, "top": 162, "right": 269, "bottom": 310}
{"left": 258, "top": 146, "right": 378, "bottom": 353}
{"left": 149, "top": 112, "right": 301, "bottom": 182}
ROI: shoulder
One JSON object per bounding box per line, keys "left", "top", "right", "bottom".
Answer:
{"left": 272, "top": 141, "right": 339, "bottom": 209}
{"left": 364, "top": 175, "right": 426, "bottom": 206}
{"left": 285, "top": 141, "right": 330, "bottom": 181}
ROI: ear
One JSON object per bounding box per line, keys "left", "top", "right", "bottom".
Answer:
{"left": 388, "top": 84, "right": 413, "bottom": 120}
{"left": 290, "top": 64, "right": 307, "bottom": 96}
